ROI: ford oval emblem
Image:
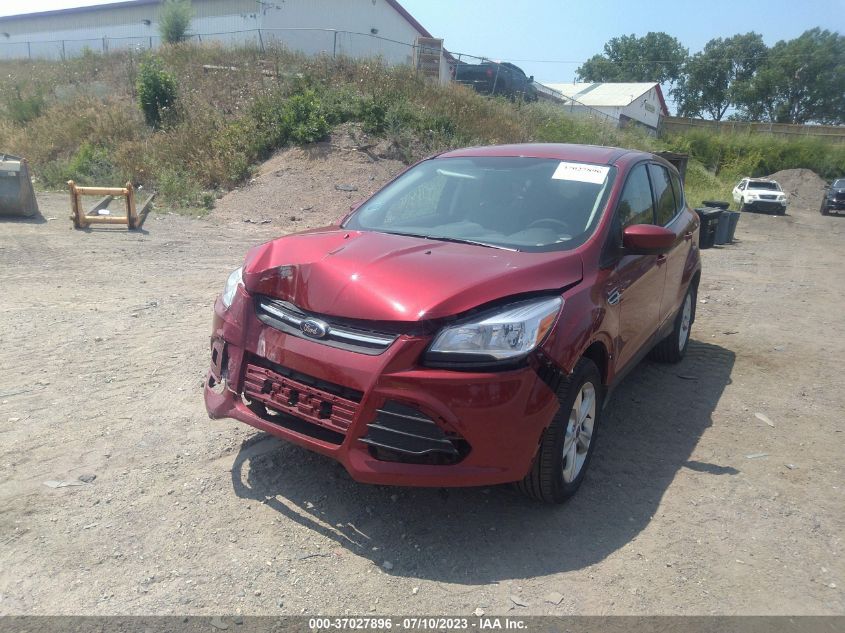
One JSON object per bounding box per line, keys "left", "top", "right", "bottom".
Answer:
{"left": 300, "top": 318, "right": 329, "bottom": 339}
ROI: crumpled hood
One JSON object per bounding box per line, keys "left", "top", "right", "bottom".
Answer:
{"left": 242, "top": 229, "right": 582, "bottom": 321}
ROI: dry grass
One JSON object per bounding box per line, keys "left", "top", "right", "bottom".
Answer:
{"left": 0, "top": 42, "right": 785, "bottom": 211}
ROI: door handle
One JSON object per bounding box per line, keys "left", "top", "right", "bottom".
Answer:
{"left": 684, "top": 231, "right": 693, "bottom": 241}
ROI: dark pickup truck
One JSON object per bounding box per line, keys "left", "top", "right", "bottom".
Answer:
{"left": 454, "top": 61, "right": 538, "bottom": 101}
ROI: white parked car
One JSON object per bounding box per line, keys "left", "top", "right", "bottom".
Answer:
{"left": 732, "top": 178, "right": 788, "bottom": 214}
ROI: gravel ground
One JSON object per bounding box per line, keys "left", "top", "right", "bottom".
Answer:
{"left": 0, "top": 152, "right": 842, "bottom": 616}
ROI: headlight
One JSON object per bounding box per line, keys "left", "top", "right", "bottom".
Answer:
{"left": 746, "top": 193, "right": 758, "bottom": 199}
{"left": 425, "top": 296, "right": 562, "bottom": 365}
{"left": 221, "top": 266, "right": 243, "bottom": 309}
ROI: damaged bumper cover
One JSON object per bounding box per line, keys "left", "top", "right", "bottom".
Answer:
{"left": 204, "top": 288, "right": 559, "bottom": 487}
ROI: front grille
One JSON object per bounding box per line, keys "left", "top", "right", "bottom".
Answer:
{"left": 255, "top": 296, "right": 398, "bottom": 355}
{"left": 242, "top": 360, "right": 361, "bottom": 438}
{"left": 759, "top": 194, "right": 778, "bottom": 200}
{"left": 360, "top": 400, "right": 470, "bottom": 465}
{"left": 834, "top": 193, "right": 845, "bottom": 202}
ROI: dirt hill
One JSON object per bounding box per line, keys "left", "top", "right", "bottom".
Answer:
{"left": 767, "top": 168, "right": 827, "bottom": 210}
{"left": 211, "top": 124, "right": 412, "bottom": 231}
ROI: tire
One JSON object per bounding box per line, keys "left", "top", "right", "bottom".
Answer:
{"left": 821, "top": 202, "right": 829, "bottom": 216}
{"left": 517, "top": 358, "right": 603, "bottom": 504}
{"left": 649, "top": 284, "right": 696, "bottom": 364}
{"left": 740, "top": 198, "right": 748, "bottom": 212}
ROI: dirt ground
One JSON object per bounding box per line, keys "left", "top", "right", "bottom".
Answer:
{"left": 0, "top": 142, "right": 843, "bottom": 616}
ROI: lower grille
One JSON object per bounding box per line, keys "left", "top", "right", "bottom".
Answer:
{"left": 360, "top": 400, "right": 470, "bottom": 465}
{"left": 242, "top": 361, "right": 360, "bottom": 438}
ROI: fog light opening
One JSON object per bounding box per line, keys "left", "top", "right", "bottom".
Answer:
{"left": 208, "top": 375, "right": 227, "bottom": 395}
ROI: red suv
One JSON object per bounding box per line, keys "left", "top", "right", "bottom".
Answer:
{"left": 205, "top": 144, "right": 701, "bottom": 503}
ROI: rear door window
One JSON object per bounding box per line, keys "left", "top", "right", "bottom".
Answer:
{"left": 649, "top": 164, "right": 677, "bottom": 226}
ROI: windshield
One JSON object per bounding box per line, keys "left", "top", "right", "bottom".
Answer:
{"left": 833, "top": 179, "right": 845, "bottom": 188}
{"left": 749, "top": 181, "right": 781, "bottom": 191}
{"left": 344, "top": 156, "right": 616, "bottom": 252}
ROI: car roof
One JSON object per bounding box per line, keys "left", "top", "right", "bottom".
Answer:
{"left": 437, "top": 143, "right": 653, "bottom": 166}
{"left": 745, "top": 178, "right": 779, "bottom": 183}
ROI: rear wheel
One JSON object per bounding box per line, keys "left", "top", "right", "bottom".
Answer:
{"left": 517, "top": 358, "right": 603, "bottom": 504}
{"left": 650, "top": 285, "right": 695, "bottom": 363}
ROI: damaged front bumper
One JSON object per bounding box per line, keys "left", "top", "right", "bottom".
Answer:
{"left": 204, "top": 288, "right": 560, "bottom": 487}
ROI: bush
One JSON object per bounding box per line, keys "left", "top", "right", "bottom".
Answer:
{"left": 40, "top": 142, "right": 120, "bottom": 188}
{"left": 666, "top": 130, "right": 845, "bottom": 180}
{"left": 154, "top": 165, "right": 203, "bottom": 208}
{"left": 136, "top": 58, "right": 178, "bottom": 128}
{"left": 282, "top": 90, "right": 330, "bottom": 144}
{"left": 159, "top": 0, "right": 194, "bottom": 45}
{"left": 4, "top": 87, "right": 45, "bottom": 125}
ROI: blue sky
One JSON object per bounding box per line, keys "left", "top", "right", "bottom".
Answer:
{"left": 399, "top": 0, "right": 844, "bottom": 83}
{"left": 4, "top": 0, "right": 843, "bottom": 85}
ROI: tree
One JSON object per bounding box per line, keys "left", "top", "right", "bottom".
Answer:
{"left": 577, "top": 32, "right": 687, "bottom": 86}
{"left": 159, "top": 0, "right": 194, "bottom": 45}
{"left": 733, "top": 28, "right": 845, "bottom": 124}
{"left": 672, "top": 33, "right": 767, "bottom": 121}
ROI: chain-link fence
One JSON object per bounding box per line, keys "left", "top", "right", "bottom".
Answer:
{"left": 0, "top": 27, "right": 420, "bottom": 64}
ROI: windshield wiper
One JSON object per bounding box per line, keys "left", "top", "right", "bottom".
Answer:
{"left": 382, "top": 230, "right": 514, "bottom": 250}
{"left": 421, "top": 235, "right": 515, "bottom": 250}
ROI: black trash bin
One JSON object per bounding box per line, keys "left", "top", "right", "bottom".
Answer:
{"left": 702, "top": 200, "right": 731, "bottom": 210}
{"left": 695, "top": 207, "right": 724, "bottom": 249}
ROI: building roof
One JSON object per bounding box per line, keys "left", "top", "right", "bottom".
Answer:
{"left": 542, "top": 82, "right": 668, "bottom": 115}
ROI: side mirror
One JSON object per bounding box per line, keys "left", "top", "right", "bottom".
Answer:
{"left": 528, "top": 75, "right": 534, "bottom": 82}
{"left": 623, "top": 225, "right": 675, "bottom": 254}
{"left": 823, "top": 184, "right": 830, "bottom": 189}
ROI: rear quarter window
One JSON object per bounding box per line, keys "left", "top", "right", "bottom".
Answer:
{"left": 648, "top": 164, "right": 677, "bottom": 226}
{"left": 670, "top": 170, "right": 684, "bottom": 213}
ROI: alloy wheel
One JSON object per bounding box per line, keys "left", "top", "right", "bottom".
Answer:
{"left": 679, "top": 293, "right": 692, "bottom": 352}
{"left": 561, "top": 382, "right": 596, "bottom": 483}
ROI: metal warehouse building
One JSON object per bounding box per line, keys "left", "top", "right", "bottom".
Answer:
{"left": 0, "top": 0, "right": 449, "bottom": 81}
{"left": 543, "top": 82, "right": 670, "bottom": 133}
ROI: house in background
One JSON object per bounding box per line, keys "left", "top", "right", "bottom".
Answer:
{"left": 0, "top": 0, "right": 451, "bottom": 83}
{"left": 542, "top": 82, "right": 669, "bottom": 134}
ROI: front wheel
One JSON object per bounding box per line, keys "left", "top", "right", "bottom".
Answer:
{"left": 649, "top": 285, "right": 695, "bottom": 363}
{"left": 821, "top": 202, "right": 829, "bottom": 216}
{"left": 517, "top": 358, "right": 603, "bottom": 504}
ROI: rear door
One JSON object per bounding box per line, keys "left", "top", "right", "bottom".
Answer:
{"left": 609, "top": 163, "right": 666, "bottom": 371}
{"left": 648, "top": 163, "right": 694, "bottom": 325}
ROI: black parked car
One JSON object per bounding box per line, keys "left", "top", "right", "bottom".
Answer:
{"left": 454, "top": 61, "right": 538, "bottom": 102}
{"left": 821, "top": 178, "right": 845, "bottom": 215}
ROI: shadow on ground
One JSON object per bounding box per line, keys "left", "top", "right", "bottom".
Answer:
{"left": 0, "top": 211, "right": 46, "bottom": 224}
{"left": 230, "top": 340, "right": 735, "bottom": 584}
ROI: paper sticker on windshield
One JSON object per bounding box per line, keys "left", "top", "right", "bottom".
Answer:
{"left": 551, "top": 162, "right": 609, "bottom": 184}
